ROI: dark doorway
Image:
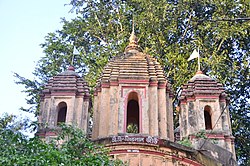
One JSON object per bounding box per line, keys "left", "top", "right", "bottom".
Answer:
{"left": 57, "top": 102, "right": 67, "bottom": 125}
{"left": 126, "top": 92, "right": 139, "bottom": 133}
{"left": 204, "top": 106, "right": 212, "bottom": 130}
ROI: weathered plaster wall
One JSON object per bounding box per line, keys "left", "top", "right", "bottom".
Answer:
{"left": 99, "top": 87, "right": 110, "bottom": 137}
{"left": 158, "top": 87, "right": 167, "bottom": 139}
{"left": 109, "top": 85, "right": 119, "bottom": 136}
{"left": 40, "top": 95, "right": 89, "bottom": 133}
{"left": 149, "top": 85, "right": 158, "bottom": 136}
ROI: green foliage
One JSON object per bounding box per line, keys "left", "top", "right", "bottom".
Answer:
{"left": 210, "top": 138, "right": 219, "bottom": 145}
{"left": 14, "top": 73, "right": 42, "bottom": 117}
{"left": 0, "top": 115, "right": 122, "bottom": 166}
{"left": 178, "top": 137, "right": 192, "bottom": 147}
{"left": 0, "top": 113, "right": 30, "bottom": 132}
{"left": 14, "top": 0, "right": 250, "bottom": 164}
{"left": 195, "top": 130, "right": 207, "bottom": 139}
{"left": 126, "top": 123, "right": 138, "bottom": 133}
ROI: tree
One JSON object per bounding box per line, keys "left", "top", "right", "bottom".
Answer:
{"left": 0, "top": 114, "right": 122, "bottom": 165}
{"left": 15, "top": 0, "right": 249, "bottom": 165}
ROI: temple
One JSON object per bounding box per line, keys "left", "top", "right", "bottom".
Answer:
{"left": 37, "top": 31, "right": 236, "bottom": 166}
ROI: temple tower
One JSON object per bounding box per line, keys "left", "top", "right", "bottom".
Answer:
{"left": 179, "top": 70, "right": 236, "bottom": 158}
{"left": 37, "top": 66, "right": 90, "bottom": 139}
{"left": 92, "top": 31, "right": 174, "bottom": 141}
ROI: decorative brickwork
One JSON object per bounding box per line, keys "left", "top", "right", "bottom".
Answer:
{"left": 41, "top": 66, "right": 90, "bottom": 99}
{"left": 180, "top": 71, "right": 226, "bottom": 102}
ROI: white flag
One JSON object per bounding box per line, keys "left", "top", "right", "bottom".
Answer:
{"left": 188, "top": 49, "right": 199, "bottom": 61}
{"left": 73, "top": 46, "right": 80, "bottom": 55}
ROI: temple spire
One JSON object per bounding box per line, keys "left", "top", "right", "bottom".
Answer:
{"left": 125, "top": 20, "right": 141, "bottom": 52}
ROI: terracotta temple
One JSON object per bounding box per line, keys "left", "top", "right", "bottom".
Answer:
{"left": 37, "top": 31, "right": 236, "bottom": 166}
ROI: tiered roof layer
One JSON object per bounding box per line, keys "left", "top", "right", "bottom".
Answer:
{"left": 41, "top": 66, "right": 89, "bottom": 98}
{"left": 180, "top": 71, "right": 227, "bottom": 101}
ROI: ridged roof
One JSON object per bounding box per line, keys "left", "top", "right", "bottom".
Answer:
{"left": 180, "top": 71, "right": 227, "bottom": 100}
{"left": 100, "top": 51, "right": 166, "bottom": 82}
{"left": 41, "top": 66, "right": 90, "bottom": 98}
{"left": 95, "top": 32, "right": 169, "bottom": 90}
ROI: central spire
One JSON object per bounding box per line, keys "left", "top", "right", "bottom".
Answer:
{"left": 125, "top": 21, "right": 141, "bottom": 52}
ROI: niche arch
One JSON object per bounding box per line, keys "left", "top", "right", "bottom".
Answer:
{"left": 126, "top": 92, "right": 140, "bottom": 133}
{"left": 204, "top": 105, "right": 212, "bottom": 130}
{"left": 57, "top": 102, "right": 67, "bottom": 125}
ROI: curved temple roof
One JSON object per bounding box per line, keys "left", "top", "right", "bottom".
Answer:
{"left": 95, "top": 32, "right": 171, "bottom": 92}
{"left": 41, "top": 66, "right": 90, "bottom": 98}
{"left": 180, "top": 71, "right": 227, "bottom": 101}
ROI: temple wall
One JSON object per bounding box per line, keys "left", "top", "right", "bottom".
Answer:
{"left": 92, "top": 91, "right": 100, "bottom": 139}
{"left": 198, "top": 99, "right": 219, "bottom": 130}
{"left": 82, "top": 98, "right": 89, "bottom": 132}
{"left": 39, "top": 95, "right": 89, "bottom": 134}
{"left": 148, "top": 85, "right": 158, "bottom": 136}
{"left": 104, "top": 141, "right": 221, "bottom": 166}
{"left": 99, "top": 87, "right": 110, "bottom": 137}
{"left": 158, "top": 87, "right": 167, "bottom": 139}
{"left": 167, "top": 94, "right": 174, "bottom": 141}
{"left": 117, "top": 84, "right": 149, "bottom": 135}
{"left": 180, "top": 102, "right": 188, "bottom": 139}
{"left": 109, "top": 85, "right": 119, "bottom": 135}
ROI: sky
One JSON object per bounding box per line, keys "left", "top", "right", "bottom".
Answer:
{"left": 0, "top": 0, "right": 76, "bottom": 119}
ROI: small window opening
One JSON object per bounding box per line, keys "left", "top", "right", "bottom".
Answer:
{"left": 57, "top": 102, "right": 67, "bottom": 125}
{"left": 126, "top": 92, "right": 139, "bottom": 133}
{"left": 204, "top": 106, "right": 212, "bottom": 130}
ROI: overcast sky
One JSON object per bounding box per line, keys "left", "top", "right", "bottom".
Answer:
{"left": 0, "top": 0, "right": 75, "bottom": 118}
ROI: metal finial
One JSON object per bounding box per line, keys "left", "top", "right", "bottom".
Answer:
{"left": 125, "top": 18, "right": 141, "bottom": 52}
{"left": 129, "top": 18, "right": 138, "bottom": 45}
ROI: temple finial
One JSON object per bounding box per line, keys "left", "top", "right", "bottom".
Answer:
{"left": 125, "top": 18, "right": 141, "bottom": 52}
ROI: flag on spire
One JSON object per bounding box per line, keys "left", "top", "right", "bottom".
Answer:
{"left": 73, "top": 46, "right": 80, "bottom": 55}
{"left": 188, "top": 48, "right": 201, "bottom": 71}
{"left": 188, "top": 49, "right": 199, "bottom": 61}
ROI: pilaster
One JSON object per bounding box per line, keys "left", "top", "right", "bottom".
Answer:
{"left": 158, "top": 84, "right": 167, "bottom": 139}
{"left": 149, "top": 83, "right": 158, "bottom": 136}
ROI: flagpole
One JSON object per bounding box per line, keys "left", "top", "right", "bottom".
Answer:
{"left": 197, "top": 47, "right": 200, "bottom": 71}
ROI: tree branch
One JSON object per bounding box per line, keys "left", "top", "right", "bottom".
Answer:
{"left": 92, "top": 34, "right": 107, "bottom": 45}
{"left": 208, "top": 17, "right": 250, "bottom": 22}
{"left": 182, "top": 13, "right": 192, "bottom": 40}
{"left": 217, "top": 38, "right": 225, "bottom": 51}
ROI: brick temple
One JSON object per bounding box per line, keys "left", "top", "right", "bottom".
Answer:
{"left": 37, "top": 31, "right": 236, "bottom": 166}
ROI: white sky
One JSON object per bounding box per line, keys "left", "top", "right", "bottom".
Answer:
{"left": 0, "top": 0, "right": 75, "bottom": 118}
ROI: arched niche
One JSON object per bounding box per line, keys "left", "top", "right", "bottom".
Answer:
{"left": 57, "top": 102, "right": 67, "bottom": 125}
{"left": 126, "top": 92, "right": 139, "bottom": 133}
{"left": 204, "top": 105, "right": 212, "bottom": 130}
